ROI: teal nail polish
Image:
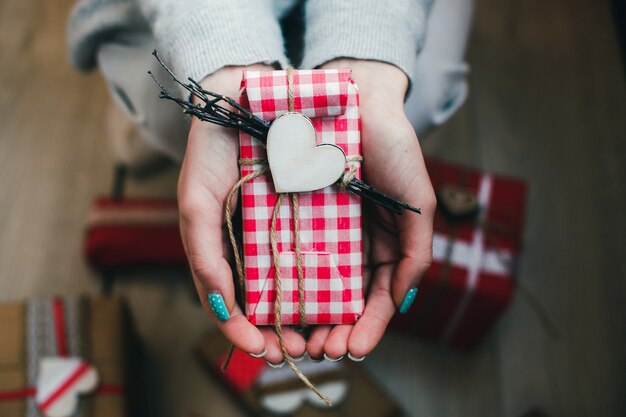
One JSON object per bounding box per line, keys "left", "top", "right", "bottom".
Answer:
{"left": 208, "top": 293, "right": 230, "bottom": 321}
{"left": 399, "top": 288, "right": 418, "bottom": 314}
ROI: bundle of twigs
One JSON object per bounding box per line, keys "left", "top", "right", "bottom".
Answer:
{"left": 149, "top": 50, "right": 421, "bottom": 215}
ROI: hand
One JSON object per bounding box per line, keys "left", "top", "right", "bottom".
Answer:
{"left": 305, "top": 59, "right": 436, "bottom": 360}
{"left": 178, "top": 65, "right": 307, "bottom": 363}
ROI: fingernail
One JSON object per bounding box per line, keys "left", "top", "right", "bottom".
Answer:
{"left": 265, "top": 360, "right": 285, "bottom": 368}
{"left": 293, "top": 354, "right": 306, "bottom": 363}
{"left": 323, "top": 353, "right": 345, "bottom": 362}
{"left": 399, "top": 287, "right": 418, "bottom": 314}
{"left": 248, "top": 348, "right": 267, "bottom": 359}
{"left": 208, "top": 292, "right": 230, "bottom": 321}
{"left": 307, "top": 353, "right": 324, "bottom": 363}
{"left": 347, "top": 352, "right": 366, "bottom": 362}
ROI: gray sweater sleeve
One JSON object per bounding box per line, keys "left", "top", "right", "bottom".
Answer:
{"left": 68, "top": 0, "right": 289, "bottom": 81}
{"left": 301, "top": 0, "right": 434, "bottom": 86}
{"left": 137, "top": 0, "right": 288, "bottom": 80}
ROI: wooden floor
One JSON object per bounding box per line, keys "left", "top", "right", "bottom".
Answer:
{"left": 1, "top": 0, "right": 625, "bottom": 416}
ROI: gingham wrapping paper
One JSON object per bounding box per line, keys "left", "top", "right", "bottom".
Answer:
{"left": 239, "top": 69, "right": 364, "bottom": 325}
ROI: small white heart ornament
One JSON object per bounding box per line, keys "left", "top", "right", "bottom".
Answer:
{"left": 36, "top": 357, "right": 99, "bottom": 417}
{"left": 260, "top": 381, "right": 348, "bottom": 413}
{"left": 256, "top": 359, "right": 348, "bottom": 413}
{"left": 267, "top": 113, "right": 346, "bottom": 193}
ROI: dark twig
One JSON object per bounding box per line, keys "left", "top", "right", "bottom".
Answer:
{"left": 150, "top": 50, "right": 421, "bottom": 215}
{"left": 344, "top": 177, "right": 421, "bottom": 215}
{"left": 150, "top": 50, "right": 269, "bottom": 140}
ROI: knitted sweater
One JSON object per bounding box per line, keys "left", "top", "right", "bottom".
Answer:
{"left": 67, "top": 0, "right": 433, "bottom": 86}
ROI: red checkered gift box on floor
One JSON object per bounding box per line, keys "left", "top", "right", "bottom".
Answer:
{"left": 83, "top": 198, "right": 186, "bottom": 271}
{"left": 391, "top": 158, "right": 527, "bottom": 349}
{"left": 238, "top": 69, "right": 364, "bottom": 326}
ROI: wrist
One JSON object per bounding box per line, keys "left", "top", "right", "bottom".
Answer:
{"left": 190, "top": 63, "right": 274, "bottom": 133}
{"left": 321, "top": 59, "right": 408, "bottom": 111}
{"left": 195, "top": 63, "right": 274, "bottom": 104}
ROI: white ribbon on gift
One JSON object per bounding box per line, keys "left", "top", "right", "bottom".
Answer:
{"left": 428, "top": 175, "right": 515, "bottom": 342}
{"left": 26, "top": 298, "right": 92, "bottom": 417}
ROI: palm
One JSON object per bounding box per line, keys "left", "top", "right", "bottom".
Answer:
{"left": 305, "top": 110, "right": 435, "bottom": 359}
{"left": 179, "top": 61, "right": 435, "bottom": 363}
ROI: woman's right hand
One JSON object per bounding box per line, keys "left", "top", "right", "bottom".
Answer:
{"left": 178, "top": 65, "right": 308, "bottom": 364}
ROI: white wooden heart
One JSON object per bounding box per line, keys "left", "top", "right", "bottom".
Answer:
{"left": 267, "top": 112, "right": 346, "bottom": 193}
{"left": 36, "top": 357, "right": 99, "bottom": 417}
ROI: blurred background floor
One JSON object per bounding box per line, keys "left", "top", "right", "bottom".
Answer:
{"left": 0, "top": 0, "right": 625, "bottom": 416}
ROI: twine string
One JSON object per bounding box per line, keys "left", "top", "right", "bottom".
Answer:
{"left": 268, "top": 194, "right": 331, "bottom": 404}
{"left": 226, "top": 158, "right": 335, "bottom": 404}
{"left": 337, "top": 162, "right": 359, "bottom": 191}
{"left": 283, "top": 67, "right": 306, "bottom": 327}
{"left": 268, "top": 67, "right": 330, "bottom": 404}
{"left": 222, "top": 68, "right": 332, "bottom": 405}
{"left": 222, "top": 164, "right": 269, "bottom": 372}
{"left": 287, "top": 67, "right": 296, "bottom": 114}
{"left": 291, "top": 193, "right": 307, "bottom": 326}
{"left": 225, "top": 165, "right": 270, "bottom": 299}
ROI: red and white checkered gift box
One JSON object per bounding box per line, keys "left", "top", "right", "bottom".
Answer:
{"left": 238, "top": 69, "right": 364, "bottom": 326}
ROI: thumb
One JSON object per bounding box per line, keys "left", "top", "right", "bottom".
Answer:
{"left": 391, "top": 192, "right": 435, "bottom": 314}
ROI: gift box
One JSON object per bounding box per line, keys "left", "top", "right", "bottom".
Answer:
{"left": 0, "top": 296, "right": 128, "bottom": 417}
{"left": 197, "top": 332, "right": 404, "bottom": 417}
{"left": 238, "top": 69, "right": 364, "bottom": 326}
{"left": 391, "top": 158, "right": 527, "bottom": 349}
{"left": 84, "top": 197, "right": 186, "bottom": 270}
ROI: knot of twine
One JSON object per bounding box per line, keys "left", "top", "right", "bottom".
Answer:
{"left": 337, "top": 162, "right": 359, "bottom": 191}
{"left": 224, "top": 68, "right": 364, "bottom": 406}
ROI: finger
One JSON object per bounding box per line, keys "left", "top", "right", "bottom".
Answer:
{"left": 260, "top": 327, "right": 307, "bottom": 364}
{"left": 347, "top": 264, "right": 396, "bottom": 358}
{"left": 178, "top": 136, "right": 265, "bottom": 354}
{"left": 180, "top": 194, "right": 237, "bottom": 307}
{"left": 306, "top": 326, "right": 332, "bottom": 360}
{"left": 323, "top": 325, "right": 352, "bottom": 360}
{"left": 192, "top": 274, "right": 266, "bottom": 355}
{"left": 178, "top": 126, "right": 240, "bottom": 312}
{"left": 184, "top": 212, "right": 266, "bottom": 355}
{"left": 391, "top": 206, "right": 434, "bottom": 309}
{"left": 391, "top": 148, "right": 436, "bottom": 309}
